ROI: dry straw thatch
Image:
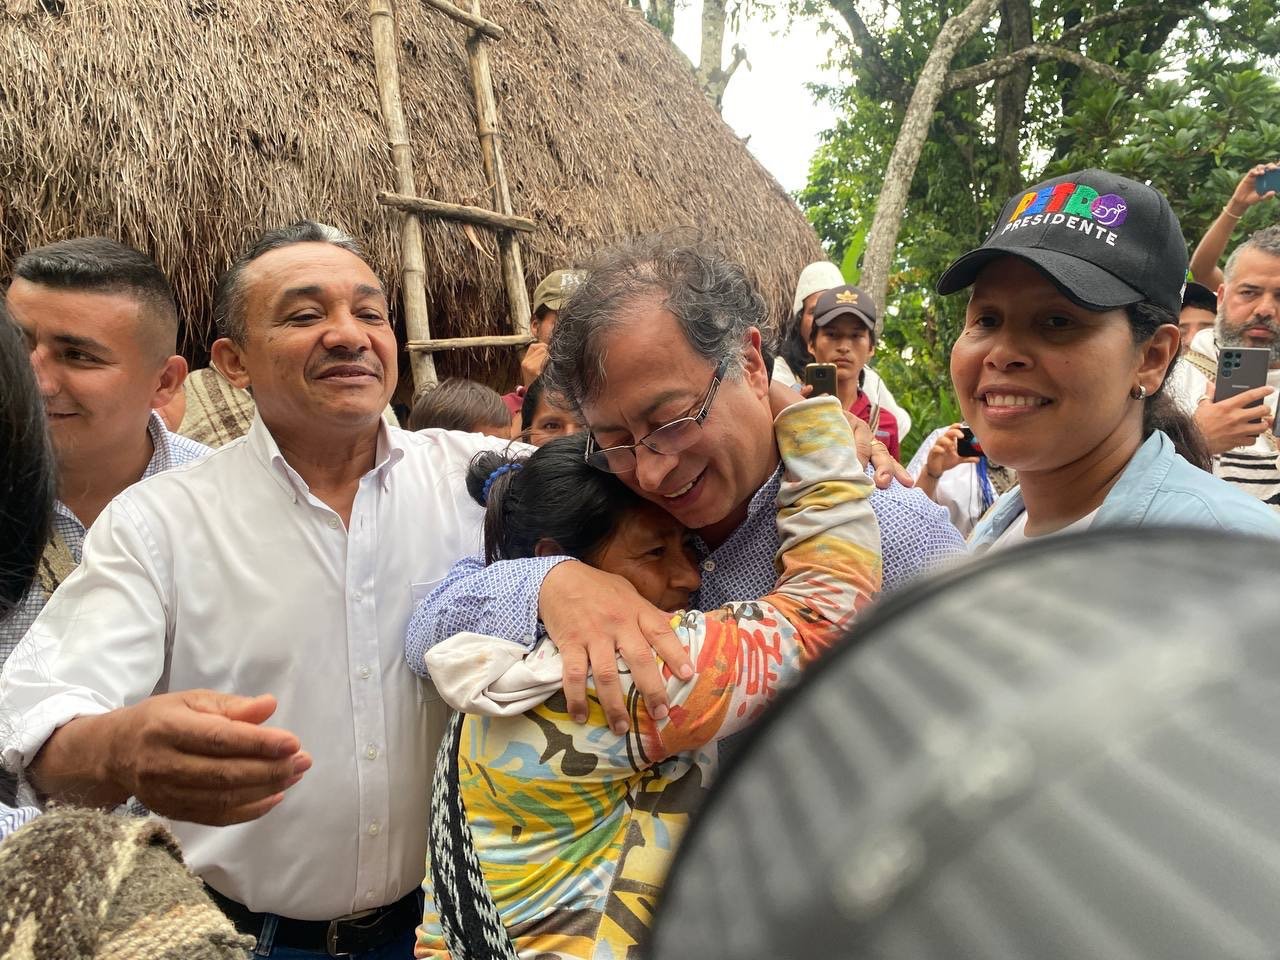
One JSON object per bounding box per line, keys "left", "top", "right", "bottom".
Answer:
{"left": 0, "top": 0, "right": 823, "bottom": 382}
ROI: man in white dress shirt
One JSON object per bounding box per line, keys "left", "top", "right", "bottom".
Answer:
{"left": 0, "top": 222, "right": 500, "bottom": 957}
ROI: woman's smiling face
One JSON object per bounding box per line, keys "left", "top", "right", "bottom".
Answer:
{"left": 949, "top": 257, "right": 1148, "bottom": 474}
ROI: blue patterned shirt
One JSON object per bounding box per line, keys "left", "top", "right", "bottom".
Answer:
{"left": 405, "top": 465, "right": 963, "bottom": 677}
{"left": 0, "top": 803, "right": 39, "bottom": 843}
{"left": 0, "top": 412, "right": 210, "bottom": 666}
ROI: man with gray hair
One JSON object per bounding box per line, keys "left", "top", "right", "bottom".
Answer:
{"left": 1, "top": 221, "right": 507, "bottom": 956}
{"left": 407, "top": 236, "right": 965, "bottom": 734}
{"left": 1169, "top": 224, "right": 1280, "bottom": 504}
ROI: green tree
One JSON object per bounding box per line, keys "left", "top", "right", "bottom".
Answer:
{"left": 798, "top": 0, "right": 1280, "bottom": 459}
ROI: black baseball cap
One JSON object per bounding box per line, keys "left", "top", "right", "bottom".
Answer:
{"left": 936, "top": 169, "right": 1188, "bottom": 318}
{"left": 1182, "top": 280, "right": 1217, "bottom": 314}
{"left": 811, "top": 284, "right": 877, "bottom": 334}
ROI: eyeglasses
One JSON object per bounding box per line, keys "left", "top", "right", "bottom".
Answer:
{"left": 584, "top": 358, "right": 728, "bottom": 474}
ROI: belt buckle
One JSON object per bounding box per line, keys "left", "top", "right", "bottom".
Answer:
{"left": 325, "top": 920, "right": 350, "bottom": 958}
{"left": 325, "top": 907, "right": 378, "bottom": 957}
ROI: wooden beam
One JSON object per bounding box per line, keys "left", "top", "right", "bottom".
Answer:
{"left": 420, "top": 0, "right": 505, "bottom": 40}
{"left": 377, "top": 191, "right": 535, "bottom": 233}
{"left": 406, "top": 334, "right": 534, "bottom": 352}
{"left": 369, "top": 0, "right": 437, "bottom": 393}
{"left": 467, "top": 0, "right": 533, "bottom": 340}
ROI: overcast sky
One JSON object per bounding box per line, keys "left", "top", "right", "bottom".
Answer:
{"left": 671, "top": 4, "right": 843, "bottom": 194}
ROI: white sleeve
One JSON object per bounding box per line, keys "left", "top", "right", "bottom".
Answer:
{"left": 425, "top": 633, "right": 563, "bottom": 716}
{"left": 0, "top": 497, "right": 171, "bottom": 771}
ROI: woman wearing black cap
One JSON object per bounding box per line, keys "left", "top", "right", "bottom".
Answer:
{"left": 936, "top": 169, "right": 1280, "bottom": 549}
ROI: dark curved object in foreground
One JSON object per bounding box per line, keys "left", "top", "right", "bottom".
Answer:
{"left": 0, "top": 303, "right": 54, "bottom": 616}
{"left": 650, "top": 529, "right": 1280, "bottom": 960}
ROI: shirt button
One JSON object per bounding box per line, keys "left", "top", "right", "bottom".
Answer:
{"left": 702, "top": 559, "right": 716, "bottom": 573}
{"left": 365, "top": 744, "right": 379, "bottom": 760}
{"left": 366, "top": 890, "right": 376, "bottom": 902}
{"left": 353, "top": 590, "right": 363, "bottom": 602}
{"left": 327, "top": 517, "right": 339, "bottom": 529}
{"left": 358, "top": 666, "right": 371, "bottom": 679}
{"left": 368, "top": 821, "right": 380, "bottom": 836}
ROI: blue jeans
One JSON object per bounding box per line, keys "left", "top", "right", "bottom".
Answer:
{"left": 251, "top": 916, "right": 417, "bottom": 959}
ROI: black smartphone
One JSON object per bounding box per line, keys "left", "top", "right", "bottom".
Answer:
{"left": 804, "top": 362, "right": 839, "bottom": 397}
{"left": 1213, "top": 347, "right": 1271, "bottom": 406}
{"left": 1256, "top": 168, "right": 1280, "bottom": 196}
{"left": 956, "top": 426, "right": 983, "bottom": 459}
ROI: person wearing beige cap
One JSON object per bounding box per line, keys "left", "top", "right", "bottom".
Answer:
{"left": 503, "top": 269, "right": 584, "bottom": 421}
{"left": 774, "top": 261, "right": 912, "bottom": 437}
{"left": 520, "top": 269, "right": 582, "bottom": 387}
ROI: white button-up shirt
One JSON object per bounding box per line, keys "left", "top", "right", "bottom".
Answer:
{"left": 0, "top": 414, "right": 500, "bottom": 920}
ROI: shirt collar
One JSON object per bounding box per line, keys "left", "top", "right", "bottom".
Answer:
{"left": 974, "top": 431, "right": 1173, "bottom": 547}
{"left": 142, "top": 410, "right": 176, "bottom": 478}
{"left": 247, "top": 413, "right": 404, "bottom": 502}
{"left": 691, "top": 463, "right": 784, "bottom": 558}
{"left": 1093, "top": 430, "right": 1174, "bottom": 527}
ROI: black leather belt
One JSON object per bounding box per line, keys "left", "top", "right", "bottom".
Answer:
{"left": 206, "top": 885, "right": 422, "bottom": 957}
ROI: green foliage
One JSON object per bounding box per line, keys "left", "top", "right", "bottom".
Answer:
{"left": 798, "top": 0, "right": 1280, "bottom": 461}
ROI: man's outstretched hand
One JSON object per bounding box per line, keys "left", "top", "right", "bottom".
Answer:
{"left": 32, "top": 690, "right": 309, "bottom": 826}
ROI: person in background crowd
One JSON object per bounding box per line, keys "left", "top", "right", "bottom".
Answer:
{"left": 0, "top": 222, "right": 506, "bottom": 959}
{"left": 519, "top": 373, "right": 584, "bottom": 447}
{"left": 0, "top": 238, "right": 208, "bottom": 666}
{"left": 908, "top": 423, "right": 1017, "bottom": 538}
{"left": 502, "top": 268, "right": 584, "bottom": 417}
{"left": 416, "top": 393, "right": 880, "bottom": 958}
{"left": 1178, "top": 281, "right": 1217, "bottom": 353}
{"left": 806, "top": 283, "right": 901, "bottom": 459}
{"left": 1189, "top": 161, "right": 1278, "bottom": 289}
{"left": 408, "top": 377, "right": 512, "bottom": 438}
{"left": 773, "top": 260, "right": 913, "bottom": 437}
{"left": 936, "top": 169, "right": 1280, "bottom": 550}
{"left": 407, "top": 237, "right": 963, "bottom": 740}
{"left": 1168, "top": 225, "right": 1280, "bottom": 505}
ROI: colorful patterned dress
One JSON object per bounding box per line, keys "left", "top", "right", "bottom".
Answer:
{"left": 416, "top": 397, "right": 883, "bottom": 959}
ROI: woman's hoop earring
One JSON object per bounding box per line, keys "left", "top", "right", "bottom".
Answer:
{"left": 1130, "top": 384, "right": 1148, "bottom": 401}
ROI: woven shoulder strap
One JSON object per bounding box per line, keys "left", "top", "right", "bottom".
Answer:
{"left": 1183, "top": 348, "right": 1218, "bottom": 381}
{"left": 429, "top": 711, "right": 520, "bottom": 960}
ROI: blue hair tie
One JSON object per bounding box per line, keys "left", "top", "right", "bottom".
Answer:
{"left": 482, "top": 462, "right": 523, "bottom": 504}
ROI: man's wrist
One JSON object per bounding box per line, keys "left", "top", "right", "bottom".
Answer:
{"left": 1223, "top": 204, "right": 1246, "bottom": 220}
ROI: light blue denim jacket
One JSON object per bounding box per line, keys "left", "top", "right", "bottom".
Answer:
{"left": 971, "top": 430, "right": 1280, "bottom": 550}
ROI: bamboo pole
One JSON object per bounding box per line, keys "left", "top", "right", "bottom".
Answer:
{"left": 407, "top": 333, "right": 534, "bottom": 352}
{"left": 369, "top": 0, "right": 437, "bottom": 394}
{"left": 466, "top": 0, "right": 532, "bottom": 339}
{"left": 420, "top": 0, "right": 505, "bottom": 40}
{"left": 377, "top": 191, "right": 535, "bottom": 233}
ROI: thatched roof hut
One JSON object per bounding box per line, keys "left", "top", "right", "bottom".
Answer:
{"left": 0, "top": 0, "right": 823, "bottom": 383}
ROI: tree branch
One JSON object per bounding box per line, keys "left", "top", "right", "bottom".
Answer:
{"left": 945, "top": 44, "right": 1129, "bottom": 92}
{"left": 826, "top": 0, "right": 909, "bottom": 102}
{"left": 1046, "top": 2, "right": 1199, "bottom": 47}
{"left": 859, "top": 0, "right": 1003, "bottom": 310}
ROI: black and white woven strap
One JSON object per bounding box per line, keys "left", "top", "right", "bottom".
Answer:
{"left": 429, "top": 711, "right": 520, "bottom": 960}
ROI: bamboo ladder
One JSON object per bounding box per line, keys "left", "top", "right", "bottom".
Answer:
{"left": 367, "top": 0, "right": 535, "bottom": 395}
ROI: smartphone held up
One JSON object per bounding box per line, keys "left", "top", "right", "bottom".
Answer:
{"left": 804, "top": 363, "right": 839, "bottom": 398}
{"left": 956, "top": 426, "right": 984, "bottom": 459}
{"left": 1256, "top": 167, "right": 1280, "bottom": 197}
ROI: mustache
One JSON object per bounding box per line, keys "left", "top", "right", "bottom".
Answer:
{"left": 308, "top": 349, "right": 383, "bottom": 378}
